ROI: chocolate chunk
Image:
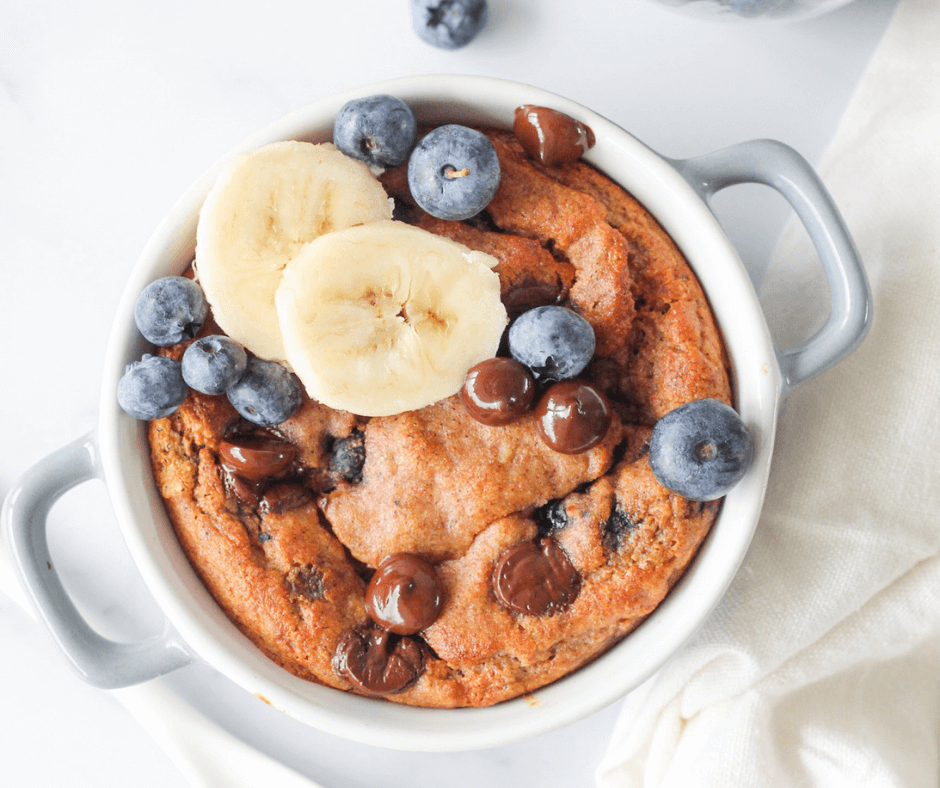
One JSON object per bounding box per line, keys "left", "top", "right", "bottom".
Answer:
{"left": 333, "top": 625, "right": 424, "bottom": 696}
{"left": 601, "top": 507, "right": 637, "bottom": 552}
{"left": 493, "top": 538, "right": 580, "bottom": 616}
{"left": 219, "top": 433, "right": 296, "bottom": 482}
{"left": 460, "top": 357, "right": 535, "bottom": 427}
{"left": 329, "top": 431, "right": 366, "bottom": 484}
{"left": 391, "top": 198, "right": 418, "bottom": 224}
{"left": 285, "top": 563, "right": 326, "bottom": 602}
{"left": 366, "top": 553, "right": 443, "bottom": 635}
{"left": 513, "top": 105, "right": 595, "bottom": 167}
{"left": 222, "top": 467, "right": 261, "bottom": 509}
{"left": 533, "top": 498, "right": 568, "bottom": 537}
{"left": 259, "top": 482, "right": 312, "bottom": 515}
{"left": 534, "top": 380, "right": 612, "bottom": 454}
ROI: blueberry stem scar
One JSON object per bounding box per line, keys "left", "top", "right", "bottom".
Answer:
{"left": 696, "top": 441, "right": 717, "bottom": 461}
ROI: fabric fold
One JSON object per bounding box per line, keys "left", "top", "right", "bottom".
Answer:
{"left": 597, "top": 0, "right": 940, "bottom": 784}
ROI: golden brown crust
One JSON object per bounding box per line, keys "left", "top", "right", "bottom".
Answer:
{"left": 484, "top": 130, "right": 635, "bottom": 357}
{"left": 321, "top": 397, "right": 624, "bottom": 567}
{"left": 150, "top": 127, "right": 732, "bottom": 708}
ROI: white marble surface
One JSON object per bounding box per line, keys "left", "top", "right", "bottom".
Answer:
{"left": 0, "top": 1, "right": 898, "bottom": 786}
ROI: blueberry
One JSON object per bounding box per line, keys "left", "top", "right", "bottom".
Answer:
{"left": 329, "top": 431, "right": 366, "bottom": 484}
{"left": 411, "top": 0, "right": 488, "bottom": 49}
{"left": 649, "top": 398, "right": 754, "bottom": 502}
{"left": 508, "top": 306, "right": 595, "bottom": 380}
{"left": 226, "top": 357, "right": 303, "bottom": 426}
{"left": 601, "top": 507, "right": 637, "bottom": 552}
{"left": 118, "top": 354, "right": 189, "bottom": 420}
{"left": 334, "top": 95, "right": 418, "bottom": 169}
{"left": 407, "top": 125, "right": 500, "bottom": 221}
{"left": 134, "top": 276, "right": 208, "bottom": 346}
{"left": 533, "top": 498, "right": 568, "bottom": 537}
{"left": 181, "top": 335, "right": 248, "bottom": 395}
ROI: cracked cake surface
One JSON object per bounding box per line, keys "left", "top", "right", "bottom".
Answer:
{"left": 148, "top": 126, "right": 731, "bottom": 708}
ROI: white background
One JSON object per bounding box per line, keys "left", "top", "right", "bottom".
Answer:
{"left": 0, "top": 1, "right": 898, "bottom": 785}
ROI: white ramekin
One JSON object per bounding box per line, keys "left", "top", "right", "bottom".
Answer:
{"left": 3, "top": 75, "right": 870, "bottom": 752}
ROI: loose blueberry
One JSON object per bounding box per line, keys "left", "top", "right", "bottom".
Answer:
{"left": 407, "top": 125, "right": 500, "bottom": 221}
{"left": 411, "top": 0, "right": 488, "bottom": 50}
{"left": 508, "top": 305, "right": 596, "bottom": 381}
{"left": 649, "top": 398, "right": 754, "bottom": 502}
{"left": 333, "top": 95, "right": 418, "bottom": 169}
{"left": 134, "top": 276, "right": 208, "bottom": 346}
{"left": 181, "top": 335, "right": 248, "bottom": 395}
{"left": 226, "top": 357, "right": 303, "bottom": 426}
{"left": 117, "top": 354, "right": 189, "bottom": 420}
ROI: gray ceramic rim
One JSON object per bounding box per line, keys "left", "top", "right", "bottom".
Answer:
{"left": 2, "top": 75, "right": 870, "bottom": 751}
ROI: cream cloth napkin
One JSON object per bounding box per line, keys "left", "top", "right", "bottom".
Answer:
{"left": 596, "top": 0, "right": 940, "bottom": 785}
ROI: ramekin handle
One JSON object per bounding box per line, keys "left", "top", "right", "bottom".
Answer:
{"left": 670, "top": 139, "right": 872, "bottom": 393}
{"left": 1, "top": 431, "right": 194, "bottom": 688}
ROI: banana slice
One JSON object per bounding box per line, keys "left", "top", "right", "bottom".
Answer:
{"left": 195, "top": 140, "right": 393, "bottom": 361}
{"left": 276, "top": 220, "right": 507, "bottom": 417}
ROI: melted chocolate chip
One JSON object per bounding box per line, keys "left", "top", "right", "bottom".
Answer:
{"left": 535, "top": 380, "right": 612, "bottom": 454}
{"left": 493, "top": 538, "right": 580, "bottom": 617}
{"left": 391, "top": 199, "right": 418, "bottom": 224}
{"left": 219, "top": 434, "right": 296, "bottom": 482}
{"left": 259, "top": 483, "right": 312, "bottom": 515}
{"left": 513, "top": 105, "right": 596, "bottom": 167}
{"left": 285, "top": 563, "right": 326, "bottom": 602}
{"left": 329, "top": 431, "right": 366, "bottom": 484}
{"left": 333, "top": 625, "right": 424, "bottom": 696}
{"left": 222, "top": 468, "right": 261, "bottom": 509}
{"left": 366, "top": 553, "right": 443, "bottom": 635}
{"left": 601, "top": 507, "right": 637, "bottom": 552}
{"left": 461, "top": 358, "right": 535, "bottom": 426}
{"left": 533, "top": 498, "right": 569, "bottom": 537}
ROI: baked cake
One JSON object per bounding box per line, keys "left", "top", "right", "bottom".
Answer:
{"left": 146, "top": 118, "right": 731, "bottom": 708}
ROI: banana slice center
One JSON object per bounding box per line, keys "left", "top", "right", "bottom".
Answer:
{"left": 276, "top": 220, "right": 506, "bottom": 417}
